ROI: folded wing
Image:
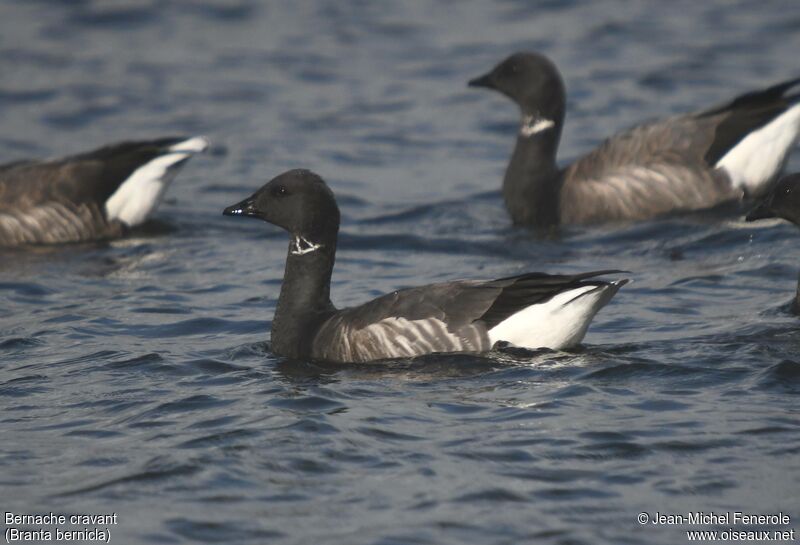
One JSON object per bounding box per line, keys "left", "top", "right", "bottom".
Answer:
{"left": 312, "top": 271, "right": 623, "bottom": 362}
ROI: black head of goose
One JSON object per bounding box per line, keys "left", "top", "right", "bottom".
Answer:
{"left": 469, "top": 52, "right": 800, "bottom": 227}
{"left": 746, "top": 173, "right": 800, "bottom": 225}
{"left": 0, "top": 136, "right": 208, "bottom": 247}
{"left": 746, "top": 173, "right": 800, "bottom": 312}
{"left": 223, "top": 169, "right": 627, "bottom": 363}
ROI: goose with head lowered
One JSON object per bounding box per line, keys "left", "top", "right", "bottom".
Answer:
{"left": 0, "top": 136, "right": 208, "bottom": 246}
{"left": 223, "top": 169, "right": 627, "bottom": 363}
{"left": 746, "top": 173, "right": 800, "bottom": 311}
{"left": 469, "top": 52, "right": 800, "bottom": 226}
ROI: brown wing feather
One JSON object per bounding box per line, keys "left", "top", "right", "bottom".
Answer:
{"left": 560, "top": 115, "right": 741, "bottom": 224}
{"left": 311, "top": 282, "right": 496, "bottom": 362}
{"left": 310, "top": 271, "right": 622, "bottom": 362}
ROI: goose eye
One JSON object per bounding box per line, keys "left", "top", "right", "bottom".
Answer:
{"left": 501, "top": 64, "right": 519, "bottom": 78}
{"left": 272, "top": 185, "right": 288, "bottom": 197}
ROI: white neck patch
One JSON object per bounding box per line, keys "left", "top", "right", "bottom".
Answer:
{"left": 520, "top": 115, "right": 555, "bottom": 137}
{"left": 291, "top": 235, "right": 322, "bottom": 256}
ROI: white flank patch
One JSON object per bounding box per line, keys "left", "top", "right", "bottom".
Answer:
{"left": 168, "top": 136, "right": 210, "bottom": 153}
{"left": 520, "top": 115, "right": 555, "bottom": 137}
{"left": 487, "top": 283, "right": 621, "bottom": 350}
{"left": 105, "top": 136, "right": 209, "bottom": 227}
{"left": 716, "top": 103, "right": 800, "bottom": 196}
{"left": 291, "top": 235, "right": 322, "bottom": 256}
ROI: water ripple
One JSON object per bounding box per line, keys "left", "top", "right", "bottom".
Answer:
{"left": 2, "top": 2, "right": 799, "bottom": 544}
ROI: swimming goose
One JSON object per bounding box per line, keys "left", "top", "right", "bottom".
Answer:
{"left": 746, "top": 173, "right": 800, "bottom": 311}
{"left": 223, "top": 169, "right": 627, "bottom": 363}
{"left": 469, "top": 52, "right": 800, "bottom": 226}
{"left": 0, "top": 136, "right": 208, "bottom": 246}
{"left": 747, "top": 173, "right": 800, "bottom": 225}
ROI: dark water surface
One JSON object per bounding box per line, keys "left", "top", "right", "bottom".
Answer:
{"left": 2, "top": 1, "right": 800, "bottom": 544}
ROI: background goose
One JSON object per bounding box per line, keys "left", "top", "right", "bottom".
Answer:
{"left": 746, "top": 173, "right": 800, "bottom": 311}
{"left": 0, "top": 136, "right": 208, "bottom": 246}
{"left": 223, "top": 169, "right": 627, "bottom": 363}
{"left": 469, "top": 52, "right": 800, "bottom": 226}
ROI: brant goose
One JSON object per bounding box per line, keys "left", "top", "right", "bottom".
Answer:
{"left": 0, "top": 136, "right": 208, "bottom": 246}
{"left": 223, "top": 169, "right": 627, "bottom": 363}
{"left": 746, "top": 173, "right": 800, "bottom": 311}
{"left": 747, "top": 173, "right": 800, "bottom": 225}
{"left": 469, "top": 52, "right": 800, "bottom": 226}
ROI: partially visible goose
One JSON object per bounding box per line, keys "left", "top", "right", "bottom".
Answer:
{"left": 469, "top": 52, "right": 800, "bottom": 226}
{"left": 746, "top": 173, "right": 800, "bottom": 225}
{"left": 746, "top": 173, "right": 800, "bottom": 311}
{"left": 223, "top": 169, "right": 627, "bottom": 363}
{"left": 0, "top": 136, "right": 208, "bottom": 246}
